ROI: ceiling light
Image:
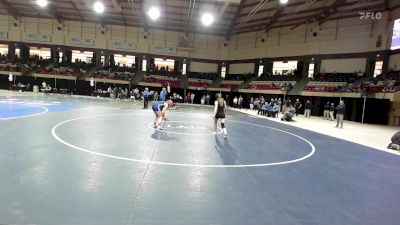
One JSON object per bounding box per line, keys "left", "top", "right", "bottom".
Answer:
{"left": 201, "top": 13, "right": 214, "bottom": 26}
{"left": 147, "top": 7, "right": 160, "bottom": 20}
{"left": 94, "top": 1, "right": 105, "bottom": 14}
{"left": 36, "top": 0, "right": 48, "bottom": 7}
{"left": 280, "top": 0, "right": 289, "bottom": 4}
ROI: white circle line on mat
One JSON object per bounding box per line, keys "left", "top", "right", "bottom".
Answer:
{"left": 0, "top": 102, "right": 49, "bottom": 120}
{"left": 51, "top": 113, "right": 316, "bottom": 168}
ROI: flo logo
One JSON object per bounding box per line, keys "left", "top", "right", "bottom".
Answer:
{"left": 359, "top": 12, "right": 382, "bottom": 20}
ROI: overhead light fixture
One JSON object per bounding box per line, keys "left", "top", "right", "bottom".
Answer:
{"left": 147, "top": 7, "right": 160, "bottom": 20}
{"left": 201, "top": 13, "right": 214, "bottom": 26}
{"left": 36, "top": 0, "right": 48, "bottom": 7}
{"left": 280, "top": 0, "right": 289, "bottom": 4}
{"left": 94, "top": 1, "right": 105, "bottom": 14}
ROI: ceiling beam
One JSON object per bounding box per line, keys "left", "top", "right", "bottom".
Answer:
{"left": 318, "top": 0, "right": 380, "bottom": 25}
{"left": 226, "top": 0, "right": 246, "bottom": 37}
{"left": 49, "top": 2, "right": 64, "bottom": 24}
{"left": 127, "top": 0, "right": 148, "bottom": 32}
{"left": 71, "top": 0, "right": 83, "bottom": 21}
{"left": 264, "top": 3, "right": 285, "bottom": 32}
{"left": 184, "top": 0, "right": 196, "bottom": 36}
{"left": 290, "top": 0, "right": 346, "bottom": 30}
{"left": 0, "top": 0, "right": 19, "bottom": 19}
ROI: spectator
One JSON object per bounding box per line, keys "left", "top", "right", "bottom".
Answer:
{"left": 270, "top": 103, "right": 279, "bottom": 118}
{"left": 304, "top": 100, "right": 312, "bottom": 118}
{"left": 191, "top": 92, "right": 195, "bottom": 104}
{"left": 323, "top": 102, "right": 330, "bottom": 120}
{"left": 276, "top": 98, "right": 282, "bottom": 113}
{"left": 329, "top": 103, "right": 335, "bottom": 121}
{"left": 143, "top": 88, "right": 150, "bottom": 109}
{"left": 233, "top": 96, "right": 238, "bottom": 108}
{"left": 250, "top": 97, "right": 254, "bottom": 110}
{"left": 294, "top": 99, "right": 302, "bottom": 116}
{"left": 238, "top": 95, "right": 243, "bottom": 109}
{"left": 186, "top": 92, "right": 191, "bottom": 103}
{"left": 206, "top": 94, "right": 210, "bottom": 105}
{"left": 160, "top": 88, "right": 167, "bottom": 101}
{"left": 154, "top": 91, "right": 159, "bottom": 101}
{"left": 335, "top": 100, "right": 346, "bottom": 128}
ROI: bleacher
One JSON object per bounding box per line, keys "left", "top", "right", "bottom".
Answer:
{"left": 313, "top": 72, "right": 363, "bottom": 83}
{"left": 246, "top": 81, "right": 296, "bottom": 91}
{"left": 219, "top": 80, "right": 243, "bottom": 89}
{"left": 142, "top": 75, "right": 180, "bottom": 88}
{"left": 0, "top": 63, "right": 30, "bottom": 74}
{"left": 304, "top": 81, "right": 347, "bottom": 92}
{"left": 188, "top": 78, "right": 212, "bottom": 88}
{"left": 37, "top": 66, "right": 83, "bottom": 77}
{"left": 188, "top": 72, "right": 217, "bottom": 80}
{"left": 225, "top": 73, "right": 254, "bottom": 82}
{"left": 256, "top": 75, "right": 300, "bottom": 82}
{"left": 350, "top": 71, "right": 400, "bottom": 94}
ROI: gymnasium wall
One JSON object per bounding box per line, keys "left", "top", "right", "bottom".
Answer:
{"left": 229, "top": 63, "right": 255, "bottom": 74}
{"left": 320, "top": 58, "right": 367, "bottom": 73}
{"left": 0, "top": 11, "right": 394, "bottom": 61}
{"left": 389, "top": 53, "right": 400, "bottom": 70}
{"left": 190, "top": 62, "right": 218, "bottom": 73}
{"left": 226, "top": 15, "right": 390, "bottom": 60}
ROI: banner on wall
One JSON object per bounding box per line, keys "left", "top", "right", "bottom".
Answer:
{"left": 0, "top": 31, "right": 8, "bottom": 40}
{"left": 27, "top": 34, "right": 51, "bottom": 43}
{"left": 69, "top": 37, "right": 94, "bottom": 46}
{"left": 154, "top": 46, "right": 177, "bottom": 54}
{"left": 112, "top": 42, "right": 137, "bottom": 50}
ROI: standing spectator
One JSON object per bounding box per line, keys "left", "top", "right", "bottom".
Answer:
{"left": 191, "top": 92, "right": 195, "bottom": 104}
{"left": 201, "top": 95, "right": 206, "bottom": 105}
{"left": 186, "top": 92, "right": 191, "bottom": 103}
{"left": 294, "top": 99, "right": 302, "bottom": 116}
{"left": 329, "top": 103, "right": 335, "bottom": 121}
{"left": 323, "top": 102, "right": 330, "bottom": 120}
{"left": 304, "top": 100, "right": 312, "bottom": 118}
{"left": 335, "top": 100, "right": 346, "bottom": 128}
{"left": 154, "top": 91, "right": 159, "bottom": 101}
{"left": 206, "top": 94, "right": 210, "bottom": 105}
{"left": 143, "top": 87, "right": 150, "bottom": 109}
{"left": 233, "top": 96, "right": 238, "bottom": 108}
{"left": 238, "top": 95, "right": 243, "bottom": 109}
{"left": 160, "top": 88, "right": 167, "bottom": 101}
{"left": 250, "top": 97, "right": 254, "bottom": 110}
{"left": 276, "top": 98, "right": 282, "bottom": 113}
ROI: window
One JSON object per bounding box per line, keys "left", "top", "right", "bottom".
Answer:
{"left": 101, "top": 56, "right": 105, "bottom": 66}
{"left": 308, "top": 63, "right": 315, "bottom": 78}
{"left": 142, "top": 59, "right": 147, "bottom": 72}
{"left": 114, "top": 54, "right": 135, "bottom": 67}
{"left": 272, "top": 61, "right": 297, "bottom": 75}
{"left": 15, "top": 48, "right": 20, "bottom": 57}
{"left": 258, "top": 65, "right": 264, "bottom": 77}
{"left": 154, "top": 58, "right": 175, "bottom": 71}
{"left": 374, "top": 61, "right": 383, "bottom": 77}
{"left": 58, "top": 52, "right": 63, "bottom": 63}
{"left": 221, "top": 66, "right": 226, "bottom": 78}
{"left": 0, "top": 44, "right": 8, "bottom": 55}
{"left": 29, "top": 47, "right": 51, "bottom": 59}
{"left": 72, "top": 50, "right": 93, "bottom": 63}
{"left": 182, "top": 63, "right": 187, "bottom": 75}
